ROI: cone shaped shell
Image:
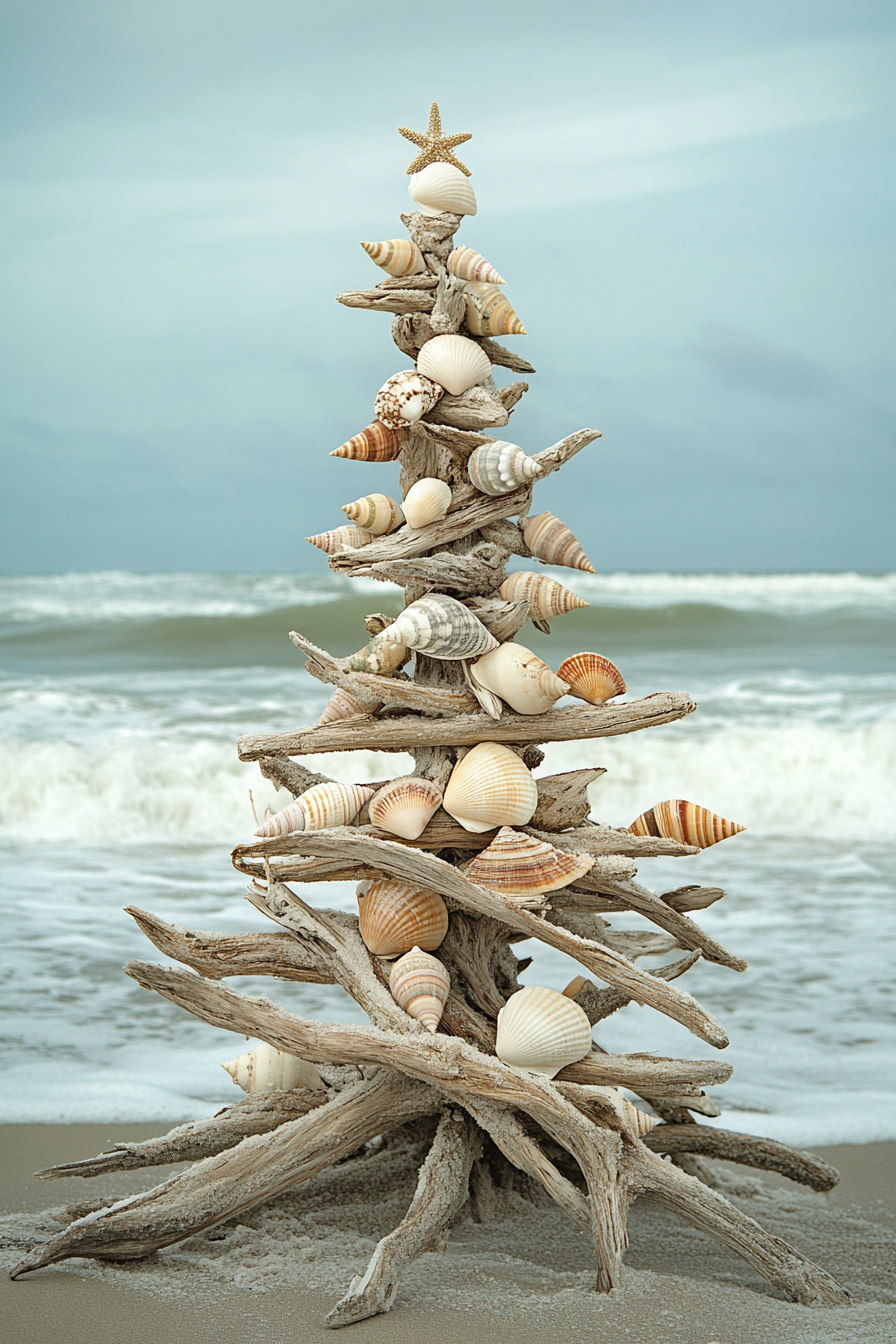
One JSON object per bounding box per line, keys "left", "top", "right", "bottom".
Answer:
{"left": 463, "top": 826, "right": 595, "bottom": 898}
{"left": 374, "top": 371, "right": 443, "bottom": 428}
{"left": 341, "top": 493, "right": 403, "bottom": 535}
{"left": 624, "top": 1099, "right": 659, "bottom": 1137}
{"left": 447, "top": 247, "right": 505, "bottom": 285}
{"left": 556, "top": 653, "right": 626, "bottom": 705}
{"left": 463, "top": 282, "right": 526, "bottom": 337}
{"left": 389, "top": 947, "right": 450, "bottom": 1032}
{"left": 369, "top": 776, "right": 443, "bottom": 840}
{"left": 408, "top": 163, "right": 477, "bottom": 217}
{"left": 256, "top": 781, "right": 374, "bottom": 836}
{"left": 469, "top": 642, "right": 569, "bottom": 715}
{"left": 499, "top": 572, "right": 588, "bottom": 622}
{"left": 443, "top": 742, "right": 538, "bottom": 834}
{"left": 521, "top": 512, "right": 595, "bottom": 573}
{"left": 253, "top": 799, "right": 305, "bottom": 838}
{"left": 331, "top": 421, "right": 407, "bottom": 462}
{"left": 496, "top": 985, "right": 593, "bottom": 1078}
{"left": 468, "top": 441, "right": 542, "bottom": 496}
{"left": 380, "top": 595, "right": 498, "bottom": 661}
{"left": 358, "top": 879, "right": 448, "bottom": 957}
{"left": 222, "top": 1042, "right": 324, "bottom": 1094}
{"left": 402, "top": 477, "right": 451, "bottom": 529}
{"left": 305, "top": 526, "right": 372, "bottom": 554}
{"left": 317, "top": 688, "right": 376, "bottom": 725}
{"left": 345, "top": 634, "right": 410, "bottom": 674}
{"left": 629, "top": 799, "right": 746, "bottom": 849}
{"left": 360, "top": 238, "right": 426, "bottom": 277}
{"left": 416, "top": 335, "right": 492, "bottom": 396}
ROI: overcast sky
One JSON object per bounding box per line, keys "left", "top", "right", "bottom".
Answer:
{"left": 1, "top": 0, "right": 893, "bottom": 573}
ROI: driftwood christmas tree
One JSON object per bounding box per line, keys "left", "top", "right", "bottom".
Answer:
{"left": 12, "top": 105, "right": 851, "bottom": 1320}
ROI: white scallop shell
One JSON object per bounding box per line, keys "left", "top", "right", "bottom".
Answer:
{"left": 495, "top": 985, "right": 593, "bottom": 1077}
{"left": 442, "top": 741, "right": 538, "bottom": 834}
{"left": 379, "top": 595, "right": 498, "bottom": 661}
{"left": 222, "top": 1041, "right": 325, "bottom": 1093}
{"left": 468, "top": 441, "right": 542, "bottom": 496}
{"left": 469, "top": 642, "right": 569, "bottom": 715}
{"left": 408, "top": 162, "right": 477, "bottom": 217}
{"left": 416, "top": 335, "right": 492, "bottom": 397}
{"left": 402, "top": 477, "right": 452, "bottom": 530}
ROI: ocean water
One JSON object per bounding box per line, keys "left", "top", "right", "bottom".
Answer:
{"left": 1, "top": 570, "right": 894, "bottom": 1148}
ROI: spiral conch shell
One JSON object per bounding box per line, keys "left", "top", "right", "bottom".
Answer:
{"left": 317, "top": 688, "right": 379, "bottom": 725}
{"left": 499, "top": 572, "right": 588, "bottom": 622}
{"left": 496, "top": 985, "right": 593, "bottom": 1077}
{"left": 389, "top": 947, "right": 450, "bottom": 1032}
{"left": 402, "top": 477, "right": 451, "bottom": 529}
{"left": 447, "top": 247, "right": 505, "bottom": 285}
{"left": 369, "top": 776, "right": 444, "bottom": 840}
{"left": 341, "top": 493, "right": 403, "bottom": 535}
{"left": 468, "top": 441, "right": 542, "bottom": 496}
{"left": 360, "top": 238, "right": 426, "bottom": 277}
{"left": 254, "top": 782, "right": 375, "bottom": 837}
{"left": 306, "top": 526, "right": 372, "bottom": 554}
{"left": 464, "top": 282, "right": 526, "bottom": 337}
{"left": 629, "top": 800, "right": 746, "bottom": 849}
{"left": 556, "top": 654, "right": 626, "bottom": 706}
{"left": 409, "top": 162, "right": 477, "bottom": 217}
{"left": 331, "top": 421, "right": 408, "bottom": 462}
{"left": 345, "top": 633, "right": 411, "bottom": 675}
{"left": 357, "top": 878, "right": 448, "bottom": 956}
{"left": 380, "top": 595, "right": 498, "bottom": 661}
{"left": 521, "top": 512, "right": 595, "bottom": 573}
{"left": 222, "top": 1042, "right": 325, "bottom": 1094}
{"left": 469, "top": 642, "right": 569, "bottom": 715}
{"left": 443, "top": 741, "right": 538, "bottom": 834}
{"left": 416, "top": 334, "right": 491, "bottom": 397}
{"left": 463, "top": 827, "right": 595, "bottom": 902}
{"left": 374, "top": 371, "right": 443, "bottom": 429}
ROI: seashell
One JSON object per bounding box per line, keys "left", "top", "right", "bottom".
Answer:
{"left": 469, "top": 642, "right": 569, "bottom": 715}
{"left": 408, "top": 162, "right": 477, "bottom": 217}
{"left": 463, "top": 282, "right": 526, "bottom": 337}
{"left": 331, "top": 421, "right": 408, "bottom": 462}
{"left": 463, "top": 826, "right": 595, "bottom": 900}
{"left": 624, "top": 1099, "right": 659, "bottom": 1137}
{"left": 374, "top": 371, "right": 443, "bottom": 429}
{"left": 254, "top": 782, "right": 375, "bottom": 837}
{"left": 416, "top": 334, "right": 492, "bottom": 396}
{"left": 341, "top": 493, "right": 404, "bottom": 535}
{"left": 358, "top": 878, "right": 448, "bottom": 956}
{"left": 402, "top": 477, "right": 452, "bottom": 529}
{"left": 379, "top": 595, "right": 498, "bottom": 661}
{"left": 556, "top": 653, "right": 626, "bottom": 706}
{"left": 369, "top": 776, "right": 444, "bottom": 840}
{"left": 521, "top": 512, "right": 595, "bottom": 573}
{"left": 499, "top": 572, "right": 588, "bottom": 622}
{"left": 360, "top": 238, "right": 426, "bottom": 277}
{"left": 305, "top": 526, "right": 373, "bottom": 554}
{"left": 317, "top": 688, "right": 378, "bottom": 725}
{"left": 447, "top": 247, "right": 505, "bottom": 285}
{"left": 495, "top": 985, "right": 593, "bottom": 1077}
{"left": 443, "top": 742, "right": 538, "bottom": 834}
{"left": 389, "top": 947, "right": 450, "bottom": 1032}
{"left": 468, "top": 440, "right": 542, "bottom": 497}
{"left": 629, "top": 800, "right": 746, "bottom": 849}
{"left": 253, "top": 799, "right": 305, "bottom": 838}
{"left": 345, "top": 634, "right": 410, "bottom": 675}
{"left": 222, "top": 1042, "right": 325, "bottom": 1094}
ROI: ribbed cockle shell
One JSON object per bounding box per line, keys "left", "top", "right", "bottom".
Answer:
{"left": 341, "top": 493, "right": 404, "bottom": 535}
{"left": 358, "top": 879, "right": 448, "bottom": 957}
{"left": 556, "top": 653, "right": 626, "bottom": 705}
{"left": 499, "top": 572, "right": 588, "bottom": 622}
{"left": 629, "top": 800, "right": 746, "bottom": 849}
{"left": 468, "top": 441, "right": 542, "bottom": 496}
{"left": 495, "top": 985, "right": 593, "bottom": 1078}
{"left": 254, "top": 782, "right": 375, "bottom": 837}
{"left": 318, "top": 688, "right": 380, "bottom": 725}
{"left": 380, "top": 595, "right": 498, "bottom": 661}
{"left": 222, "top": 1042, "right": 325, "bottom": 1094}
{"left": 374, "top": 371, "right": 443, "bottom": 429}
{"left": 360, "top": 238, "right": 426, "bottom": 277}
{"left": 409, "top": 163, "right": 477, "bottom": 217}
{"left": 389, "top": 947, "right": 450, "bottom": 1032}
{"left": 369, "top": 776, "right": 444, "bottom": 840}
{"left": 402, "top": 477, "right": 452, "bottom": 529}
{"left": 331, "top": 421, "right": 408, "bottom": 462}
{"left": 469, "top": 642, "right": 569, "bottom": 715}
{"left": 463, "top": 827, "right": 595, "bottom": 901}
{"left": 522, "top": 512, "right": 595, "bottom": 573}
{"left": 463, "top": 282, "right": 526, "bottom": 337}
{"left": 345, "top": 634, "right": 411, "bottom": 675}
{"left": 416, "top": 334, "right": 492, "bottom": 396}
{"left": 443, "top": 742, "right": 538, "bottom": 834}
{"left": 305, "top": 526, "right": 372, "bottom": 554}
{"left": 447, "top": 247, "right": 505, "bottom": 285}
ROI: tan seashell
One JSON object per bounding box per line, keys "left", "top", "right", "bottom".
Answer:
{"left": 468, "top": 440, "right": 542, "bottom": 496}
{"left": 628, "top": 800, "right": 746, "bottom": 849}
{"left": 408, "top": 162, "right": 477, "bottom": 217}
{"left": 624, "top": 1099, "right": 659, "bottom": 1137}
{"left": 317, "top": 688, "right": 379, "bottom": 725}
{"left": 556, "top": 653, "right": 626, "bottom": 705}
{"left": 254, "top": 781, "right": 375, "bottom": 837}
{"left": 521, "top": 512, "right": 595, "bottom": 573}
{"left": 358, "top": 879, "right": 448, "bottom": 956}
{"left": 495, "top": 985, "right": 593, "bottom": 1077}
{"left": 416, "top": 334, "right": 492, "bottom": 396}
{"left": 443, "top": 742, "right": 538, "bottom": 834}
{"left": 369, "top": 776, "right": 444, "bottom": 840}
{"left": 374, "top": 370, "right": 443, "bottom": 429}
{"left": 402, "top": 477, "right": 452, "bottom": 529}
{"left": 380, "top": 595, "right": 498, "bottom": 661}
{"left": 463, "top": 282, "right": 526, "bottom": 337}
{"left": 222, "top": 1041, "right": 325, "bottom": 1094}
{"left": 447, "top": 247, "right": 505, "bottom": 285}
{"left": 469, "top": 642, "right": 568, "bottom": 715}
{"left": 463, "top": 826, "right": 595, "bottom": 901}
{"left": 360, "top": 238, "right": 426, "bottom": 277}
{"left": 330, "top": 421, "right": 408, "bottom": 462}
{"left": 305, "top": 526, "right": 373, "bottom": 554}
{"left": 389, "top": 946, "right": 451, "bottom": 1032}
{"left": 253, "top": 799, "right": 305, "bottom": 838}
{"left": 341, "top": 493, "right": 404, "bottom": 535}
{"left": 498, "top": 572, "right": 589, "bottom": 622}
{"left": 345, "top": 633, "right": 411, "bottom": 675}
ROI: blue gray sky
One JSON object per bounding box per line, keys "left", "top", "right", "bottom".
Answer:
{"left": 1, "top": 0, "right": 893, "bottom": 572}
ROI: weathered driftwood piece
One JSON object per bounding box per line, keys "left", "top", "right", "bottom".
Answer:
{"left": 426, "top": 380, "right": 510, "bottom": 430}
{"left": 662, "top": 885, "right": 726, "bottom": 912}
{"left": 643, "top": 1125, "right": 840, "bottom": 1193}
{"left": 337, "top": 289, "right": 435, "bottom": 315}
{"left": 349, "top": 542, "right": 508, "bottom": 594}
{"left": 529, "top": 768, "right": 606, "bottom": 830}
{"left": 576, "top": 877, "right": 748, "bottom": 973}
{"left": 569, "top": 957, "right": 702, "bottom": 1026}
{"left": 125, "top": 907, "right": 337, "bottom": 983}
{"left": 470, "top": 336, "right": 535, "bottom": 374}
{"left": 289, "top": 630, "right": 479, "bottom": 717}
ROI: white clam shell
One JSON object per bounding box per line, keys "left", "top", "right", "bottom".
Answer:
{"left": 402, "top": 477, "right": 452, "bottom": 530}
{"left": 408, "top": 162, "right": 477, "bottom": 217}
{"left": 469, "top": 642, "right": 569, "bottom": 715}
{"left": 380, "top": 595, "right": 498, "bottom": 661}
{"left": 496, "top": 985, "right": 593, "bottom": 1077}
{"left": 442, "top": 741, "right": 538, "bottom": 834}
{"left": 416, "top": 334, "right": 491, "bottom": 397}
{"left": 468, "top": 441, "right": 542, "bottom": 496}
{"left": 222, "top": 1042, "right": 325, "bottom": 1094}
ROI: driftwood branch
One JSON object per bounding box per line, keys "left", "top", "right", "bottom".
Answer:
{"left": 578, "top": 878, "right": 747, "bottom": 972}
{"left": 349, "top": 542, "right": 508, "bottom": 595}
{"left": 337, "top": 289, "right": 435, "bottom": 315}
{"left": 643, "top": 1125, "right": 840, "bottom": 1192}
{"left": 126, "top": 907, "right": 335, "bottom": 983}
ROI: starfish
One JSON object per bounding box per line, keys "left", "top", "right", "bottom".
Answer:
{"left": 398, "top": 102, "right": 472, "bottom": 176}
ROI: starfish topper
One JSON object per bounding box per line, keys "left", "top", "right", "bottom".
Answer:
{"left": 398, "top": 102, "right": 472, "bottom": 177}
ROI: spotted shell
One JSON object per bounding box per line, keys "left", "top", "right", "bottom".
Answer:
{"left": 556, "top": 653, "right": 626, "bottom": 706}
{"left": 380, "top": 595, "right": 498, "bottom": 661}
{"left": 495, "top": 985, "right": 593, "bottom": 1077}
{"left": 498, "top": 572, "right": 588, "bottom": 622}
{"left": 369, "top": 776, "right": 444, "bottom": 840}
{"left": 408, "top": 163, "right": 477, "bottom": 217}
{"left": 464, "top": 282, "right": 526, "bottom": 337}
{"left": 447, "top": 247, "right": 505, "bottom": 285}
{"left": 389, "top": 947, "right": 451, "bottom": 1032}
{"left": 468, "top": 441, "right": 542, "bottom": 496}
{"left": 443, "top": 741, "right": 538, "bottom": 834}
{"left": 360, "top": 238, "right": 426, "bottom": 277}
{"left": 374, "top": 370, "right": 443, "bottom": 429}
{"left": 521, "top": 512, "right": 595, "bottom": 573}
{"left": 254, "top": 782, "right": 375, "bottom": 837}
{"left": 345, "top": 634, "right": 411, "bottom": 675}
{"left": 629, "top": 800, "right": 746, "bottom": 849}
{"left": 469, "top": 642, "right": 569, "bottom": 715}
{"left": 318, "top": 688, "right": 379, "bottom": 725}
{"left": 305, "top": 526, "right": 372, "bottom": 554}
{"left": 357, "top": 878, "right": 448, "bottom": 957}
{"left": 416, "top": 334, "right": 492, "bottom": 396}
{"left": 330, "top": 421, "right": 408, "bottom": 462}
{"left": 222, "top": 1041, "right": 325, "bottom": 1094}
{"left": 341, "top": 493, "right": 404, "bottom": 535}
{"left": 402, "top": 477, "right": 452, "bottom": 529}
{"left": 463, "top": 827, "right": 595, "bottom": 902}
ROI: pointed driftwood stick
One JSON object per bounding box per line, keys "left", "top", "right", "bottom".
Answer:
{"left": 348, "top": 543, "right": 509, "bottom": 594}
{"left": 570, "top": 956, "right": 702, "bottom": 1026}
{"left": 290, "top": 631, "right": 479, "bottom": 716}
{"left": 125, "top": 907, "right": 335, "bottom": 982}
{"left": 337, "top": 288, "right": 436, "bottom": 314}
{"left": 643, "top": 1125, "right": 839, "bottom": 1193}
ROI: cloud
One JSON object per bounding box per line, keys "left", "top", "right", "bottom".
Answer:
{"left": 688, "top": 323, "right": 832, "bottom": 398}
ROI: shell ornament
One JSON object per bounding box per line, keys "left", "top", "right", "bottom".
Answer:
{"left": 341, "top": 493, "right": 404, "bottom": 535}
{"left": 442, "top": 741, "right": 538, "bottom": 834}
{"left": 495, "top": 985, "right": 593, "bottom": 1078}
{"left": 380, "top": 595, "right": 498, "bottom": 661}
{"left": 374, "top": 371, "right": 443, "bottom": 428}
{"left": 463, "top": 282, "right": 526, "bottom": 337}
{"left": 556, "top": 653, "right": 626, "bottom": 705}
{"left": 402, "top": 477, "right": 452, "bottom": 529}
{"left": 317, "top": 688, "right": 377, "bottom": 725}
{"left": 628, "top": 800, "right": 746, "bottom": 849}
{"left": 408, "top": 162, "right": 477, "bottom": 217}
{"left": 222, "top": 1042, "right": 325, "bottom": 1094}
{"left": 331, "top": 421, "right": 408, "bottom": 462}
{"left": 360, "top": 238, "right": 426, "bottom": 277}
{"left": 498, "top": 572, "right": 589, "bottom": 622}
{"left": 253, "top": 782, "right": 375, "bottom": 837}
{"left": 388, "top": 947, "right": 451, "bottom": 1032}
{"left": 469, "top": 642, "right": 569, "bottom": 715}
{"left": 447, "top": 247, "right": 505, "bottom": 285}
{"left": 344, "top": 634, "right": 411, "bottom": 675}
{"left": 306, "top": 526, "right": 372, "bottom": 554}
{"left": 357, "top": 878, "right": 449, "bottom": 957}
{"left": 521, "top": 512, "right": 595, "bottom": 573}
{"left": 463, "top": 827, "right": 596, "bottom": 901}
{"left": 467, "top": 441, "right": 542, "bottom": 496}
{"left": 416, "top": 334, "right": 492, "bottom": 396}
{"left": 369, "top": 776, "right": 444, "bottom": 840}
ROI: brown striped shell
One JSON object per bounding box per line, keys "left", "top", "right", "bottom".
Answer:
{"left": 330, "top": 421, "right": 408, "bottom": 462}
{"left": 341, "top": 493, "right": 404, "bottom": 535}
{"left": 380, "top": 595, "right": 498, "bottom": 661}
{"left": 317, "top": 688, "right": 379, "bottom": 725}
{"left": 357, "top": 879, "right": 448, "bottom": 957}
{"left": 469, "top": 642, "right": 569, "bottom": 715}
{"left": 305, "top": 526, "right": 372, "bottom": 554}
{"left": 388, "top": 947, "right": 450, "bottom": 1032}
{"left": 628, "top": 799, "right": 746, "bottom": 849}
{"left": 360, "top": 238, "right": 426, "bottom": 277}
{"left": 463, "top": 826, "right": 595, "bottom": 901}
{"left": 495, "top": 985, "right": 593, "bottom": 1077}
{"left": 442, "top": 742, "right": 538, "bottom": 834}
{"left": 463, "top": 282, "right": 526, "bottom": 337}
{"left": 556, "top": 653, "right": 626, "bottom": 705}
{"left": 447, "top": 247, "right": 505, "bottom": 285}
{"left": 374, "top": 371, "right": 443, "bottom": 428}
{"left": 369, "top": 777, "right": 443, "bottom": 840}
{"left": 521, "top": 512, "right": 595, "bottom": 572}
{"left": 498, "top": 572, "right": 588, "bottom": 622}
{"left": 253, "top": 782, "right": 375, "bottom": 837}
